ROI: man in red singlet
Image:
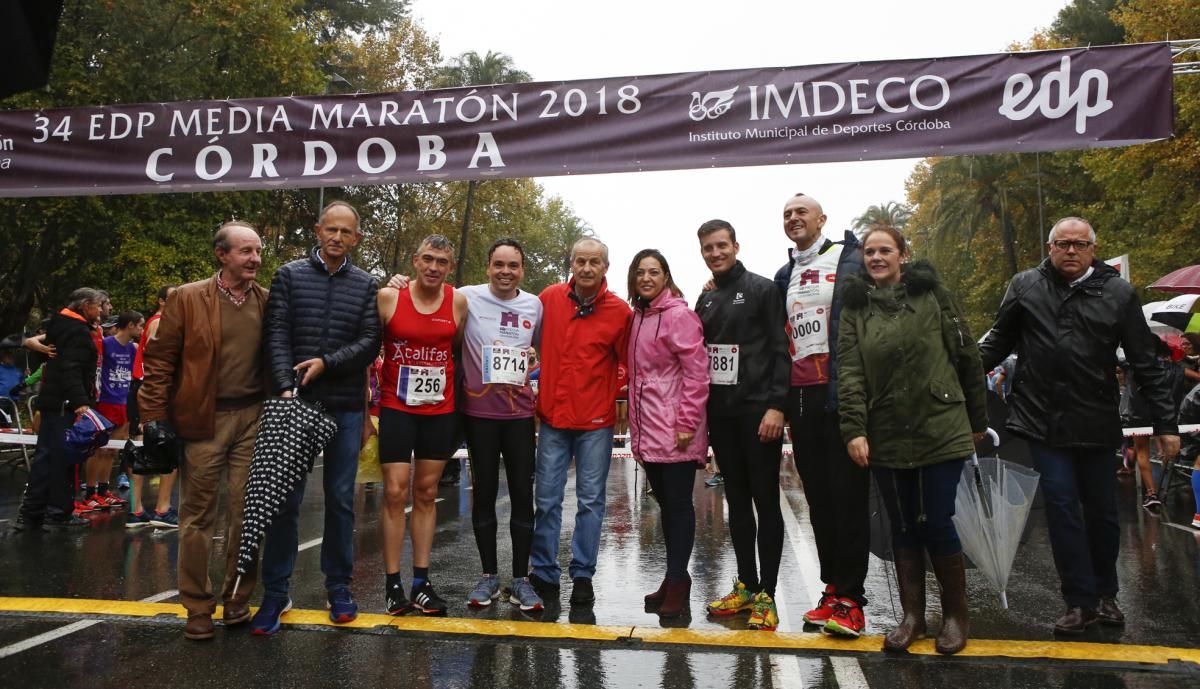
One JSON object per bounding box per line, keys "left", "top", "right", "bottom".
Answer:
{"left": 377, "top": 234, "right": 468, "bottom": 616}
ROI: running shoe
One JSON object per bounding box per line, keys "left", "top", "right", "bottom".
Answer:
{"left": 706, "top": 578, "right": 755, "bottom": 616}
{"left": 116, "top": 473, "right": 131, "bottom": 490}
{"left": 250, "top": 597, "right": 292, "bottom": 636}
{"left": 509, "top": 577, "right": 544, "bottom": 612}
{"left": 73, "top": 499, "right": 95, "bottom": 516}
{"left": 150, "top": 508, "right": 179, "bottom": 528}
{"left": 411, "top": 580, "right": 449, "bottom": 615}
{"left": 1192, "top": 513, "right": 1200, "bottom": 529}
{"left": 43, "top": 515, "right": 90, "bottom": 530}
{"left": 125, "top": 510, "right": 153, "bottom": 528}
{"left": 327, "top": 587, "right": 358, "bottom": 623}
{"left": 747, "top": 592, "right": 779, "bottom": 631}
{"left": 824, "top": 597, "right": 866, "bottom": 637}
{"left": 802, "top": 584, "right": 838, "bottom": 625}
{"left": 386, "top": 582, "right": 412, "bottom": 616}
{"left": 467, "top": 574, "right": 501, "bottom": 608}
{"left": 83, "top": 494, "right": 110, "bottom": 512}
{"left": 100, "top": 491, "right": 128, "bottom": 509}
{"left": 704, "top": 473, "right": 724, "bottom": 488}
{"left": 1142, "top": 492, "right": 1163, "bottom": 515}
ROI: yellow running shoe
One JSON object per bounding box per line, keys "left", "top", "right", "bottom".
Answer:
{"left": 706, "top": 579, "right": 755, "bottom": 616}
{"left": 747, "top": 592, "right": 779, "bottom": 631}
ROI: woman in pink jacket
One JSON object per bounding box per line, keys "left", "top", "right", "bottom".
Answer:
{"left": 626, "top": 249, "right": 710, "bottom": 618}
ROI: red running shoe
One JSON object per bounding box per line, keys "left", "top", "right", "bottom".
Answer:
{"left": 100, "top": 491, "right": 128, "bottom": 509}
{"left": 802, "top": 584, "right": 838, "bottom": 625}
{"left": 824, "top": 597, "right": 867, "bottom": 638}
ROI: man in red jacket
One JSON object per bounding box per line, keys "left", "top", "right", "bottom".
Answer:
{"left": 528, "top": 237, "right": 631, "bottom": 608}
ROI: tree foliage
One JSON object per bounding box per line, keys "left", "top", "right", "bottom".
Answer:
{"left": 851, "top": 201, "right": 912, "bottom": 237}
{"left": 906, "top": 0, "right": 1197, "bottom": 335}
{"left": 0, "top": 3, "right": 590, "bottom": 333}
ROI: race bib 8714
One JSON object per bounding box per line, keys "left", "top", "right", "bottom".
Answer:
{"left": 482, "top": 345, "right": 528, "bottom": 385}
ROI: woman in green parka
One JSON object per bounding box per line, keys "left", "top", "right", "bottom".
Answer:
{"left": 835, "top": 225, "right": 988, "bottom": 655}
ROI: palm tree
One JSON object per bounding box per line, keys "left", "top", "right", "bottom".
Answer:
{"left": 852, "top": 201, "right": 913, "bottom": 236}
{"left": 434, "top": 51, "right": 531, "bottom": 285}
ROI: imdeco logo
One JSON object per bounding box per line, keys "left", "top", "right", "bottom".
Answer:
{"left": 689, "top": 87, "right": 738, "bottom": 121}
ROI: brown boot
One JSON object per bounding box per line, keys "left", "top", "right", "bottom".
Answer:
{"left": 644, "top": 577, "right": 669, "bottom": 608}
{"left": 931, "top": 552, "right": 969, "bottom": 654}
{"left": 657, "top": 573, "right": 692, "bottom": 618}
{"left": 184, "top": 613, "right": 215, "bottom": 640}
{"left": 884, "top": 548, "right": 927, "bottom": 651}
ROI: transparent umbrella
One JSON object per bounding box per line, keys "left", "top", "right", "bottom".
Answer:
{"left": 952, "top": 431, "right": 1040, "bottom": 609}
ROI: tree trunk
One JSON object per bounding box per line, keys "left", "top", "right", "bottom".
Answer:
{"left": 454, "top": 180, "right": 477, "bottom": 286}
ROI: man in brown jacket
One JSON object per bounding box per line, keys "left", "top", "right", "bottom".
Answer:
{"left": 140, "top": 221, "right": 267, "bottom": 640}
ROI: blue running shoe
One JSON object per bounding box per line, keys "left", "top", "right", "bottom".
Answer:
{"left": 327, "top": 587, "right": 358, "bottom": 623}
{"left": 250, "top": 597, "right": 292, "bottom": 636}
{"left": 125, "top": 510, "right": 152, "bottom": 528}
{"left": 150, "top": 508, "right": 178, "bottom": 528}
{"left": 116, "top": 473, "right": 130, "bottom": 490}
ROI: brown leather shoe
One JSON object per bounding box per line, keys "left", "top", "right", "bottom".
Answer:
{"left": 1054, "top": 606, "right": 1098, "bottom": 634}
{"left": 644, "top": 577, "right": 669, "bottom": 608}
{"left": 222, "top": 601, "right": 251, "bottom": 626}
{"left": 1097, "top": 597, "right": 1125, "bottom": 626}
{"left": 184, "top": 613, "right": 215, "bottom": 640}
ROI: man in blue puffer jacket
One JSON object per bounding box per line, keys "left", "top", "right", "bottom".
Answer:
{"left": 252, "top": 200, "right": 381, "bottom": 635}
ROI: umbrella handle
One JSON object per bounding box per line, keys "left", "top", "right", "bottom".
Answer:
{"left": 986, "top": 427, "right": 1000, "bottom": 447}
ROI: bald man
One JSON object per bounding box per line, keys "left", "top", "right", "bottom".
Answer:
{"left": 772, "top": 193, "right": 870, "bottom": 637}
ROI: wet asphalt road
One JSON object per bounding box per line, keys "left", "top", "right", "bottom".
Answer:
{"left": 0, "top": 436, "right": 1198, "bottom": 688}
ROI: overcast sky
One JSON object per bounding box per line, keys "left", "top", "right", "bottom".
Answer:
{"left": 409, "top": 0, "right": 1070, "bottom": 297}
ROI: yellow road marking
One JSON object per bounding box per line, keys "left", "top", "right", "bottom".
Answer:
{"left": 2, "top": 596, "right": 1197, "bottom": 667}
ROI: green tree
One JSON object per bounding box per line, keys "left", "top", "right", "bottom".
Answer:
{"left": 1051, "top": 0, "right": 1126, "bottom": 45}
{"left": 0, "top": 0, "right": 335, "bottom": 332}
{"left": 851, "top": 201, "right": 912, "bottom": 237}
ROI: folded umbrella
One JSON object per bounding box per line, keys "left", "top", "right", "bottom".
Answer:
{"left": 233, "top": 389, "right": 337, "bottom": 594}
{"left": 952, "top": 435, "right": 1040, "bottom": 609}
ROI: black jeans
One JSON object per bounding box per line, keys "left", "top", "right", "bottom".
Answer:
{"left": 708, "top": 410, "right": 784, "bottom": 596}
{"left": 872, "top": 458, "right": 966, "bottom": 559}
{"left": 643, "top": 461, "right": 699, "bottom": 580}
{"left": 20, "top": 410, "right": 75, "bottom": 521}
{"left": 464, "top": 416, "right": 536, "bottom": 578}
{"left": 787, "top": 385, "right": 871, "bottom": 605}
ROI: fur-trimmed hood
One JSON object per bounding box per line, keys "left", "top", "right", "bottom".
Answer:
{"left": 839, "top": 259, "right": 942, "bottom": 310}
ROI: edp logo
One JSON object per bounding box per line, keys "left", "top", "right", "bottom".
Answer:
{"left": 997, "top": 56, "right": 1113, "bottom": 135}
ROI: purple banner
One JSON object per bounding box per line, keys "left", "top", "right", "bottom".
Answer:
{"left": 0, "top": 43, "right": 1173, "bottom": 198}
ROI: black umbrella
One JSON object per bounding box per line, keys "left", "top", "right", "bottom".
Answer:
{"left": 0, "top": 2, "right": 65, "bottom": 99}
{"left": 232, "top": 389, "right": 337, "bottom": 594}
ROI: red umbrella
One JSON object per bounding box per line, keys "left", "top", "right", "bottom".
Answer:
{"left": 1150, "top": 265, "right": 1200, "bottom": 294}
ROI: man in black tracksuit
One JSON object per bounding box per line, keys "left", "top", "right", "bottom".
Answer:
{"left": 772, "top": 193, "right": 870, "bottom": 637}
{"left": 16, "top": 287, "right": 104, "bottom": 531}
{"left": 695, "top": 219, "right": 790, "bottom": 631}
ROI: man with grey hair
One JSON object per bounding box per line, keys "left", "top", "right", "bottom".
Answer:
{"left": 140, "top": 221, "right": 268, "bottom": 639}
{"left": 15, "top": 287, "right": 104, "bottom": 532}
{"left": 528, "top": 236, "right": 631, "bottom": 608}
{"left": 253, "top": 200, "right": 381, "bottom": 635}
{"left": 980, "top": 216, "right": 1179, "bottom": 635}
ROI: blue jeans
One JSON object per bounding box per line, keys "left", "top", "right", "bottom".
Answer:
{"left": 261, "top": 409, "right": 363, "bottom": 599}
{"left": 530, "top": 423, "right": 613, "bottom": 582}
{"left": 1027, "top": 441, "right": 1120, "bottom": 609}
{"left": 872, "top": 458, "right": 966, "bottom": 559}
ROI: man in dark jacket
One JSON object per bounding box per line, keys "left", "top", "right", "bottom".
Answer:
{"left": 696, "top": 219, "right": 790, "bottom": 631}
{"left": 252, "top": 200, "right": 381, "bottom": 634}
{"left": 980, "top": 216, "right": 1179, "bottom": 635}
{"left": 772, "top": 193, "right": 870, "bottom": 637}
{"left": 15, "top": 287, "right": 104, "bottom": 531}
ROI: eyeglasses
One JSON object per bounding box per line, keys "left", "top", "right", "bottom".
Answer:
{"left": 1050, "top": 240, "right": 1094, "bottom": 252}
